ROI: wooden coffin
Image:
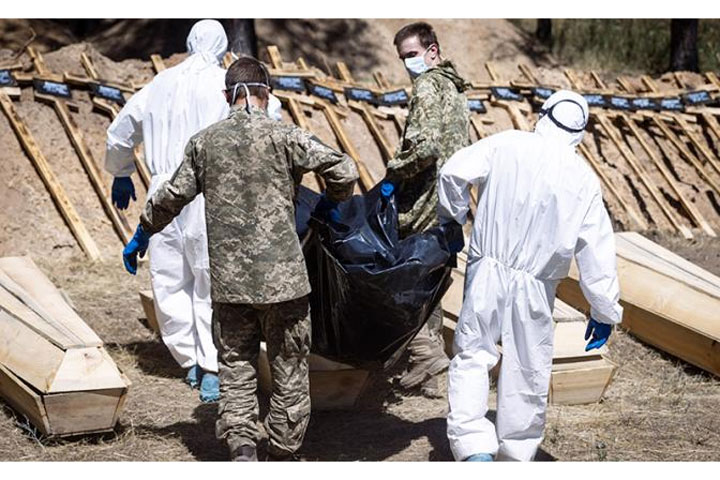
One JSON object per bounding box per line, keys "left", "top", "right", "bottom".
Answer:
{"left": 139, "top": 291, "right": 370, "bottom": 409}
{"left": 0, "top": 256, "right": 130, "bottom": 436}
{"left": 258, "top": 343, "right": 370, "bottom": 410}
{"left": 557, "top": 231, "right": 720, "bottom": 377}
{"left": 138, "top": 289, "right": 160, "bottom": 335}
{"left": 441, "top": 252, "right": 616, "bottom": 405}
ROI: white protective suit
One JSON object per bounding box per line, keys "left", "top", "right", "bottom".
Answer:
{"left": 439, "top": 90, "right": 623, "bottom": 461}
{"left": 105, "top": 20, "right": 230, "bottom": 373}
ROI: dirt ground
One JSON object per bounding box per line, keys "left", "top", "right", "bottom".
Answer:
{"left": 0, "top": 234, "right": 719, "bottom": 461}
{"left": 1, "top": 19, "right": 720, "bottom": 461}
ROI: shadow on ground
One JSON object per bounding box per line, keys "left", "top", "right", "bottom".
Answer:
{"left": 106, "top": 340, "right": 185, "bottom": 380}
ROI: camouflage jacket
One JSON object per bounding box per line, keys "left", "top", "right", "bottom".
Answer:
{"left": 386, "top": 60, "right": 470, "bottom": 238}
{"left": 141, "top": 105, "right": 359, "bottom": 304}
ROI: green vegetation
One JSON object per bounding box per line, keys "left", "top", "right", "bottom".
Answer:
{"left": 511, "top": 19, "right": 720, "bottom": 74}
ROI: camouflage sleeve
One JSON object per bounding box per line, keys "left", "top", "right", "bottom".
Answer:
{"left": 385, "top": 75, "right": 442, "bottom": 182}
{"left": 140, "top": 136, "right": 204, "bottom": 235}
{"left": 288, "top": 127, "right": 359, "bottom": 203}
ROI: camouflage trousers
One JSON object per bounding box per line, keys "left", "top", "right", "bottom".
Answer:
{"left": 212, "top": 296, "right": 311, "bottom": 458}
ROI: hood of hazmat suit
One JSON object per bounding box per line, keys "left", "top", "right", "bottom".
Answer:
{"left": 438, "top": 90, "right": 622, "bottom": 462}
{"left": 104, "top": 20, "right": 230, "bottom": 375}
{"left": 425, "top": 60, "right": 469, "bottom": 93}
{"left": 105, "top": 19, "right": 229, "bottom": 183}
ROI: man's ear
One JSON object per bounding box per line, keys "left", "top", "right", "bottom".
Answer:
{"left": 223, "top": 89, "right": 232, "bottom": 104}
{"left": 428, "top": 44, "right": 439, "bottom": 59}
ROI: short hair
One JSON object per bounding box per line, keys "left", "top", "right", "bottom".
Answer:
{"left": 393, "top": 22, "right": 440, "bottom": 52}
{"left": 225, "top": 56, "right": 270, "bottom": 101}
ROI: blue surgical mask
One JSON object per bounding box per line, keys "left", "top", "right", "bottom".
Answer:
{"left": 403, "top": 45, "right": 432, "bottom": 78}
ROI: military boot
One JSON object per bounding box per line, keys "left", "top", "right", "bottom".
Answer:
{"left": 399, "top": 330, "right": 450, "bottom": 396}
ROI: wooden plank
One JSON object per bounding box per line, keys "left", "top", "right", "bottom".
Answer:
{"left": 371, "top": 71, "right": 407, "bottom": 133}
{"left": 550, "top": 358, "right": 616, "bottom": 405}
{"left": 373, "top": 71, "right": 390, "bottom": 89}
{"left": 349, "top": 101, "right": 394, "bottom": 163}
{"left": 273, "top": 51, "right": 374, "bottom": 191}
{"left": 0, "top": 256, "right": 101, "bottom": 348}
{"left": 569, "top": 69, "right": 691, "bottom": 238}
{"left": 138, "top": 290, "right": 160, "bottom": 335}
{"left": 258, "top": 342, "right": 369, "bottom": 410}
{"left": 442, "top": 309, "right": 614, "bottom": 405}
{"left": 150, "top": 54, "right": 166, "bottom": 74}
{"left": 311, "top": 100, "right": 376, "bottom": 191}
{"left": 595, "top": 108, "right": 693, "bottom": 239}
{"left": 0, "top": 283, "right": 78, "bottom": 351}
{"left": 491, "top": 100, "right": 530, "bottom": 131}
{"left": 611, "top": 71, "right": 714, "bottom": 235}
{"left": 610, "top": 75, "right": 715, "bottom": 236}
{"left": 486, "top": 63, "right": 531, "bottom": 131}
{"left": 1, "top": 87, "right": 21, "bottom": 99}
{"left": 223, "top": 52, "right": 234, "bottom": 69}
{"left": 336, "top": 61, "right": 395, "bottom": 164}
{"left": 552, "top": 299, "right": 586, "bottom": 322}
{"left": 617, "top": 232, "right": 720, "bottom": 299}
{"left": 80, "top": 52, "right": 99, "bottom": 80}
{"left": 484, "top": 62, "right": 500, "bottom": 83}
{"left": 518, "top": 63, "right": 540, "bottom": 84}
{"left": 553, "top": 320, "right": 605, "bottom": 362}
{"left": 557, "top": 232, "right": 720, "bottom": 376}
{"left": 0, "top": 363, "right": 51, "bottom": 435}
{"left": 27, "top": 46, "right": 49, "bottom": 77}
{"left": 575, "top": 142, "right": 643, "bottom": 230}
{"left": 621, "top": 115, "right": 716, "bottom": 236}
{"left": 700, "top": 111, "right": 720, "bottom": 143}
{"left": 36, "top": 93, "right": 133, "bottom": 244}
{"left": 0, "top": 62, "right": 23, "bottom": 71}
{"left": 43, "top": 388, "right": 125, "bottom": 436}
{"left": 640, "top": 75, "right": 720, "bottom": 187}
{"left": 0, "top": 268, "right": 99, "bottom": 349}
{"left": 111, "top": 377, "right": 130, "bottom": 426}
{"left": 0, "top": 309, "right": 66, "bottom": 392}
{"left": 48, "top": 347, "right": 127, "bottom": 393}
{"left": 649, "top": 114, "right": 720, "bottom": 198}
{"left": 296, "top": 57, "right": 310, "bottom": 71}
{"left": 673, "top": 114, "right": 720, "bottom": 178}
{"left": 91, "top": 97, "right": 152, "bottom": 190}
{"left": 0, "top": 91, "right": 101, "bottom": 260}
{"left": 266, "top": 46, "right": 284, "bottom": 70}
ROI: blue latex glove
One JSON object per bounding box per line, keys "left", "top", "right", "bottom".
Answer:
{"left": 380, "top": 180, "right": 396, "bottom": 199}
{"left": 123, "top": 225, "right": 150, "bottom": 275}
{"left": 584, "top": 318, "right": 612, "bottom": 351}
{"left": 314, "top": 194, "right": 341, "bottom": 223}
{"left": 112, "top": 177, "right": 136, "bottom": 210}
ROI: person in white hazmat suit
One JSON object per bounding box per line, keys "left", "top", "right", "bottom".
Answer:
{"left": 438, "top": 90, "right": 623, "bottom": 461}
{"left": 106, "top": 20, "right": 280, "bottom": 403}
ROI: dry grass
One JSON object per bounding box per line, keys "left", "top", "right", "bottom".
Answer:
{"left": 1, "top": 237, "right": 720, "bottom": 461}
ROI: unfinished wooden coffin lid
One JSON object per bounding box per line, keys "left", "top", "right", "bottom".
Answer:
{"left": 0, "top": 256, "right": 101, "bottom": 348}
{"left": 567, "top": 232, "right": 720, "bottom": 342}
{"left": 552, "top": 300, "right": 608, "bottom": 362}
{"left": 0, "top": 256, "right": 126, "bottom": 394}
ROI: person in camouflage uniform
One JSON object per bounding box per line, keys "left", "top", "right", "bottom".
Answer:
{"left": 127, "top": 57, "right": 358, "bottom": 461}
{"left": 383, "top": 22, "right": 471, "bottom": 398}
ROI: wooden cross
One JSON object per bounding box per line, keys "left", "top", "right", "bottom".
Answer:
{"left": 0, "top": 87, "right": 101, "bottom": 260}
{"left": 27, "top": 47, "right": 133, "bottom": 245}
{"left": 565, "top": 68, "right": 692, "bottom": 238}
{"left": 520, "top": 65, "right": 649, "bottom": 232}
{"left": 78, "top": 52, "right": 152, "bottom": 190}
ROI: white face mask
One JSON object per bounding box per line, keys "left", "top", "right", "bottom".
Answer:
{"left": 403, "top": 45, "right": 432, "bottom": 78}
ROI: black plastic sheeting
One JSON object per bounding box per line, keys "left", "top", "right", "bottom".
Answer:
{"left": 295, "top": 184, "right": 457, "bottom": 371}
